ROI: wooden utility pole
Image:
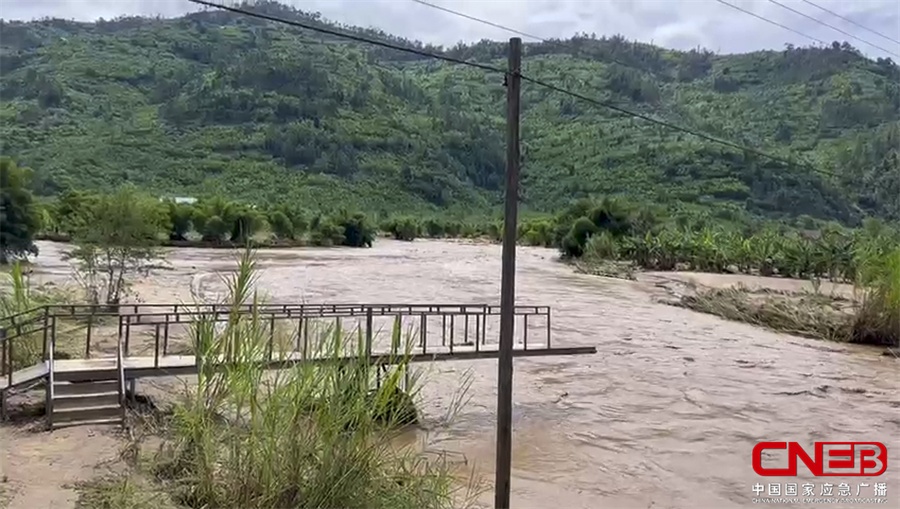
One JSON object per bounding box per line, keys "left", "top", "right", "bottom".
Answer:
{"left": 495, "top": 36, "right": 521, "bottom": 509}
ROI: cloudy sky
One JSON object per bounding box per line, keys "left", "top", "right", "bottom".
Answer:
{"left": 3, "top": 0, "right": 899, "bottom": 59}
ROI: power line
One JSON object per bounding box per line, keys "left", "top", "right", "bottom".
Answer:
{"left": 714, "top": 0, "right": 826, "bottom": 45}
{"left": 408, "top": 0, "right": 662, "bottom": 79}
{"left": 767, "top": 0, "right": 900, "bottom": 58}
{"left": 800, "top": 0, "right": 900, "bottom": 46}
{"left": 192, "top": 0, "right": 839, "bottom": 180}
{"left": 519, "top": 73, "right": 839, "bottom": 179}
{"left": 411, "top": 0, "right": 839, "bottom": 179}
{"left": 410, "top": 0, "right": 544, "bottom": 42}
{"left": 186, "top": 0, "right": 506, "bottom": 74}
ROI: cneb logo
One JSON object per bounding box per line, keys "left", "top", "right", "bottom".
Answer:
{"left": 753, "top": 442, "right": 887, "bottom": 477}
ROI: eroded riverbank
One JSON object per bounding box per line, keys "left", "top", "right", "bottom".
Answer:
{"left": 4, "top": 239, "right": 898, "bottom": 509}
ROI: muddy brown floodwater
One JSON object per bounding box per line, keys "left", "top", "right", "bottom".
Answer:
{"left": 27, "top": 240, "right": 900, "bottom": 508}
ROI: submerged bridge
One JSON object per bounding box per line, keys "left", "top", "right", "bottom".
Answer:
{"left": 1, "top": 303, "right": 596, "bottom": 429}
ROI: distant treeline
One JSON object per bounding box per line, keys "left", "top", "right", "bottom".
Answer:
{"left": 33, "top": 188, "right": 514, "bottom": 249}
{"left": 32, "top": 188, "right": 900, "bottom": 283}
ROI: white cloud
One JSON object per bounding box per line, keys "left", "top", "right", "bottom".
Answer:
{"left": 3, "top": 0, "right": 899, "bottom": 59}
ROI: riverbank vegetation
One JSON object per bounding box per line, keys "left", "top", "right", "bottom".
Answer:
{"left": 73, "top": 250, "right": 478, "bottom": 509}
{"left": 34, "top": 187, "right": 380, "bottom": 249}
{"left": 17, "top": 185, "right": 511, "bottom": 250}
{"left": 549, "top": 198, "right": 898, "bottom": 282}
{"left": 548, "top": 197, "right": 899, "bottom": 347}
{"left": 675, "top": 252, "right": 899, "bottom": 347}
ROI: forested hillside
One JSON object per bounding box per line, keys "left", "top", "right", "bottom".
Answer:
{"left": 1, "top": 1, "right": 898, "bottom": 224}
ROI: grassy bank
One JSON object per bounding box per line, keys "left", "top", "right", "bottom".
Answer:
{"left": 674, "top": 245, "right": 900, "bottom": 347}
{"left": 81, "top": 249, "right": 480, "bottom": 509}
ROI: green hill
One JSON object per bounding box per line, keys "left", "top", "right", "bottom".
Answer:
{"left": 1, "top": 1, "right": 898, "bottom": 224}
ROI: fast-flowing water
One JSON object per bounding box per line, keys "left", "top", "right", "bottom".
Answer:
{"left": 31, "top": 240, "right": 899, "bottom": 508}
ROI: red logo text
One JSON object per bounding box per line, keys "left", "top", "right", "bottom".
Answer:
{"left": 753, "top": 442, "right": 887, "bottom": 477}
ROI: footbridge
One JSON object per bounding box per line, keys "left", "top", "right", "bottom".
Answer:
{"left": 1, "top": 303, "right": 596, "bottom": 429}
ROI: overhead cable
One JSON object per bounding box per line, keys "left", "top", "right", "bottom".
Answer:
{"left": 187, "top": 0, "right": 506, "bottom": 74}
{"left": 767, "top": 0, "right": 900, "bottom": 58}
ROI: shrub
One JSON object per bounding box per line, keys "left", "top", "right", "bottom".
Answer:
{"left": 385, "top": 217, "right": 420, "bottom": 241}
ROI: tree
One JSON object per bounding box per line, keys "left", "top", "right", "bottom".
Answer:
{"left": 309, "top": 217, "right": 345, "bottom": 246}
{"left": 286, "top": 208, "right": 310, "bottom": 239}
{"left": 385, "top": 217, "right": 420, "bottom": 241}
{"left": 561, "top": 217, "right": 598, "bottom": 257}
{"left": 230, "top": 206, "right": 263, "bottom": 244}
{"left": 65, "top": 186, "right": 168, "bottom": 306}
{"left": 200, "top": 215, "right": 229, "bottom": 243}
{"left": 53, "top": 189, "right": 98, "bottom": 236}
{"left": 0, "top": 158, "right": 40, "bottom": 265}
{"left": 267, "top": 209, "right": 294, "bottom": 239}
{"left": 338, "top": 212, "right": 375, "bottom": 247}
{"left": 166, "top": 200, "right": 195, "bottom": 241}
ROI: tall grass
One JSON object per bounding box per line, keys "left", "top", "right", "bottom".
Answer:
{"left": 0, "top": 262, "right": 53, "bottom": 372}
{"left": 850, "top": 242, "right": 900, "bottom": 346}
{"left": 0, "top": 262, "right": 31, "bottom": 314}
{"left": 153, "top": 248, "right": 475, "bottom": 508}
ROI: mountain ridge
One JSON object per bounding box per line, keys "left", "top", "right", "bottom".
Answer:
{"left": 1, "top": 1, "right": 898, "bottom": 224}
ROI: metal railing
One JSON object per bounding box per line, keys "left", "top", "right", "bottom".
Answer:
{"left": 46, "top": 319, "right": 55, "bottom": 430}
{"left": 0, "top": 306, "right": 53, "bottom": 385}
{"left": 116, "top": 328, "right": 126, "bottom": 425}
{"left": 118, "top": 303, "right": 553, "bottom": 363}
{"left": 2, "top": 303, "right": 558, "bottom": 383}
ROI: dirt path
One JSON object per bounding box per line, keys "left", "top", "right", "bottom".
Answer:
{"left": 0, "top": 424, "right": 121, "bottom": 509}
{"left": 3, "top": 240, "right": 898, "bottom": 509}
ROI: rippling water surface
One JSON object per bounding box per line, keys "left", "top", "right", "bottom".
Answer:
{"left": 33, "top": 240, "right": 899, "bottom": 508}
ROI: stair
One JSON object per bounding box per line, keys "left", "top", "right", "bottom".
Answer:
{"left": 51, "top": 379, "right": 124, "bottom": 428}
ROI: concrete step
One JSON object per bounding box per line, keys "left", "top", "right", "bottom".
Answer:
{"left": 53, "top": 404, "right": 122, "bottom": 425}
{"left": 54, "top": 380, "right": 119, "bottom": 397}
{"left": 56, "top": 370, "right": 120, "bottom": 383}
{"left": 50, "top": 379, "right": 125, "bottom": 429}
{"left": 53, "top": 392, "right": 120, "bottom": 411}
{"left": 52, "top": 417, "right": 123, "bottom": 430}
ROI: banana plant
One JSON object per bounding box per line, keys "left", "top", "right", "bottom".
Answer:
{"left": 780, "top": 235, "right": 815, "bottom": 279}
{"left": 749, "top": 230, "right": 778, "bottom": 276}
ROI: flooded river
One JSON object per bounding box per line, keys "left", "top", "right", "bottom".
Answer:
{"left": 30, "top": 240, "right": 899, "bottom": 508}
